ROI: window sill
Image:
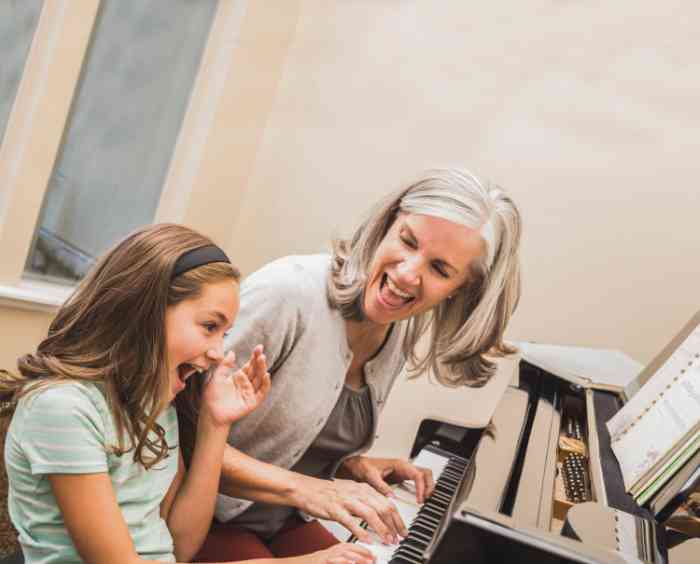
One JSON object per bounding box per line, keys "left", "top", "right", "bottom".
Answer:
{"left": 0, "top": 279, "right": 74, "bottom": 314}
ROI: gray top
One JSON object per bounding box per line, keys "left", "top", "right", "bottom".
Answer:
{"left": 215, "top": 254, "right": 407, "bottom": 522}
{"left": 233, "top": 383, "right": 373, "bottom": 538}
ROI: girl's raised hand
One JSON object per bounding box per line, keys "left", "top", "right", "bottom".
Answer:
{"left": 201, "top": 345, "right": 271, "bottom": 427}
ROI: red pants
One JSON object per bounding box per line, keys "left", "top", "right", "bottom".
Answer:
{"left": 193, "top": 516, "right": 340, "bottom": 561}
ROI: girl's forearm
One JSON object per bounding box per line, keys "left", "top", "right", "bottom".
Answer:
{"left": 167, "top": 415, "right": 230, "bottom": 561}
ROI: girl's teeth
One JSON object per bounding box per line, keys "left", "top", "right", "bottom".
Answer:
{"left": 178, "top": 364, "right": 196, "bottom": 383}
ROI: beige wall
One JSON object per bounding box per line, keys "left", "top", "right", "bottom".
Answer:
{"left": 226, "top": 0, "right": 699, "bottom": 366}
{"left": 2, "top": 1, "right": 698, "bottom": 407}
{"left": 0, "top": 308, "right": 52, "bottom": 370}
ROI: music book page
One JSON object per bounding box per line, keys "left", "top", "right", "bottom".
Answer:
{"left": 607, "top": 325, "right": 700, "bottom": 492}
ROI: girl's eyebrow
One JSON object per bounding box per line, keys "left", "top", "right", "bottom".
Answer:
{"left": 208, "top": 311, "right": 230, "bottom": 325}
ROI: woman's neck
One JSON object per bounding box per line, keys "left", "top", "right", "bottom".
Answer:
{"left": 345, "top": 319, "right": 392, "bottom": 362}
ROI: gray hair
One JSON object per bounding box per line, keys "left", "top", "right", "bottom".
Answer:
{"left": 328, "top": 168, "right": 521, "bottom": 387}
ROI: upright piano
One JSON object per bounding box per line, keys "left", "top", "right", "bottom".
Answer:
{"left": 351, "top": 348, "right": 700, "bottom": 564}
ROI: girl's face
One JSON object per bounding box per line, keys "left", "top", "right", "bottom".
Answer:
{"left": 164, "top": 280, "right": 239, "bottom": 401}
{"left": 363, "top": 212, "right": 485, "bottom": 326}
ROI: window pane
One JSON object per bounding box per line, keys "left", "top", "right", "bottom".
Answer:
{"left": 26, "top": 0, "right": 218, "bottom": 283}
{"left": 0, "top": 0, "right": 44, "bottom": 142}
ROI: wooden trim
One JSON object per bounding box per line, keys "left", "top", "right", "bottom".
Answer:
{"left": 157, "top": 0, "right": 302, "bottom": 248}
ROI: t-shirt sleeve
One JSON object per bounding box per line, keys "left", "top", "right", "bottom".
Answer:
{"left": 20, "top": 385, "right": 109, "bottom": 475}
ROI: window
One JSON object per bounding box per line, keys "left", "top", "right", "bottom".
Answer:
{"left": 25, "top": 0, "right": 218, "bottom": 283}
{"left": 0, "top": 0, "right": 44, "bottom": 141}
{"left": 0, "top": 0, "right": 291, "bottom": 312}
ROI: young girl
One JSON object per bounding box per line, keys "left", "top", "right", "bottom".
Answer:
{"left": 0, "top": 224, "right": 373, "bottom": 564}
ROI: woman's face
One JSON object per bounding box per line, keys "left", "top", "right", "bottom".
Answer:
{"left": 164, "top": 279, "right": 239, "bottom": 401}
{"left": 363, "top": 212, "right": 486, "bottom": 326}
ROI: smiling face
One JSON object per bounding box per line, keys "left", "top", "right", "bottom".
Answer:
{"left": 362, "top": 213, "right": 486, "bottom": 326}
{"left": 164, "top": 279, "right": 239, "bottom": 401}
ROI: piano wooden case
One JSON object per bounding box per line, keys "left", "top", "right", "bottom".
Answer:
{"left": 392, "top": 358, "right": 698, "bottom": 563}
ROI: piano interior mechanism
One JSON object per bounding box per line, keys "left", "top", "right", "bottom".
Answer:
{"left": 352, "top": 358, "right": 698, "bottom": 563}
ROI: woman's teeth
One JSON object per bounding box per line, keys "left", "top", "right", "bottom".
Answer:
{"left": 385, "top": 275, "right": 414, "bottom": 301}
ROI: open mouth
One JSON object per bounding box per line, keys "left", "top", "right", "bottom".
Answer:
{"left": 176, "top": 363, "right": 203, "bottom": 384}
{"left": 380, "top": 273, "right": 415, "bottom": 306}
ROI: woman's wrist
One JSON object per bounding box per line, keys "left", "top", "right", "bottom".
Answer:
{"left": 340, "top": 455, "right": 366, "bottom": 480}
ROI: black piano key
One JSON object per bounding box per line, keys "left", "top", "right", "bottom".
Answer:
{"left": 385, "top": 454, "right": 470, "bottom": 564}
{"left": 412, "top": 527, "right": 435, "bottom": 542}
{"left": 421, "top": 505, "right": 444, "bottom": 520}
{"left": 414, "top": 508, "right": 439, "bottom": 521}
{"left": 395, "top": 544, "right": 425, "bottom": 559}
{"left": 391, "top": 554, "right": 422, "bottom": 564}
{"left": 404, "top": 536, "right": 428, "bottom": 547}
{"left": 442, "top": 468, "right": 462, "bottom": 480}
{"left": 438, "top": 477, "right": 459, "bottom": 489}
{"left": 435, "top": 483, "right": 456, "bottom": 495}
{"left": 432, "top": 492, "right": 452, "bottom": 503}
{"left": 402, "top": 542, "right": 428, "bottom": 556}
{"left": 431, "top": 492, "right": 451, "bottom": 505}
{"left": 415, "top": 513, "right": 440, "bottom": 527}
{"left": 409, "top": 529, "right": 433, "bottom": 543}
{"left": 426, "top": 500, "right": 448, "bottom": 513}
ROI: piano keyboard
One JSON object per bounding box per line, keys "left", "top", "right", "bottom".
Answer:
{"left": 355, "top": 448, "right": 470, "bottom": 564}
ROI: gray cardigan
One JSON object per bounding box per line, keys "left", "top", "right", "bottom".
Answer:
{"left": 215, "top": 254, "right": 407, "bottom": 522}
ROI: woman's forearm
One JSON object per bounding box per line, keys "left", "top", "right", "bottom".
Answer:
{"left": 220, "top": 446, "right": 405, "bottom": 544}
{"left": 167, "top": 416, "right": 230, "bottom": 561}
{"left": 219, "top": 445, "right": 312, "bottom": 507}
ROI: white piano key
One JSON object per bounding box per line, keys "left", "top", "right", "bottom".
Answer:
{"left": 411, "top": 448, "right": 450, "bottom": 477}
{"left": 355, "top": 530, "right": 399, "bottom": 564}
{"left": 321, "top": 449, "right": 457, "bottom": 562}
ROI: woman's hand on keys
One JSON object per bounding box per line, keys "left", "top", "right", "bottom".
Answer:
{"left": 341, "top": 456, "right": 435, "bottom": 504}
{"left": 293, "top": 475, "right": 407, "bottom": 545}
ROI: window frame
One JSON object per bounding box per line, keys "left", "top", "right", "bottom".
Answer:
{"left": 0, "top": 0, "right": 296, "bottom": 312}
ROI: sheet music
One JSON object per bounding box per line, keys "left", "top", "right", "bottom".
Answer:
{"left": 607, "top": 326, "right": 700, "bottom": 491}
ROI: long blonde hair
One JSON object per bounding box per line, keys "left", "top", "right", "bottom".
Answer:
{"left": 328, "top": 168, "right": 521, "bottom": 387}
{"left": 0, "top": 224, "right": 239, "bottom": 468}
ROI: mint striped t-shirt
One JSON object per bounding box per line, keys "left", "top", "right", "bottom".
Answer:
{"left": 4, "top": 382, "right": 179, "bottom": 563}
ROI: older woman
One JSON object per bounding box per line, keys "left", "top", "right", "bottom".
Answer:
{"left": 178, "top": 168, "right": 522, "bottom": 562}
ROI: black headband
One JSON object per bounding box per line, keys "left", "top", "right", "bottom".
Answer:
{"left": 172, "top": 245, "right": 230, "bottom": 279}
